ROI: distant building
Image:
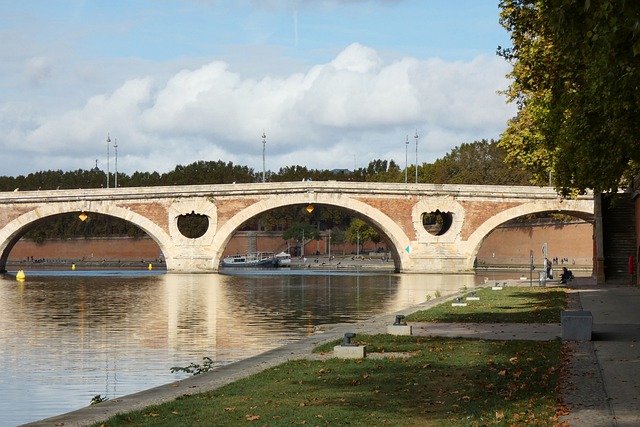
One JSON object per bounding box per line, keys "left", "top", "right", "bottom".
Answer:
{"left": 331, "top": 169, "right": 351, "bottom": 175}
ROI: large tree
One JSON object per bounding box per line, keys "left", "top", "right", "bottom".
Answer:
{"left": 498, "top": 0, "right": 640, "bottom": 196}
{"left": 424, "top": 139, "right": 531, "bottom": 185}
{"left": 346, "top": 218, "right": 379, "bottom": 254}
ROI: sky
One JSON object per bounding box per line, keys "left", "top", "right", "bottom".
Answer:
{"left": 0, "top": 0, "right": 515, "bottom": 178}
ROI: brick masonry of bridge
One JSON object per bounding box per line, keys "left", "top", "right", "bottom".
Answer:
{"left": 0, "top": 182, "right": 596, "bottom": 274}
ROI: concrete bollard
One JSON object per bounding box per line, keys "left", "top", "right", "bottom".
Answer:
{"left": 334, "top": 332, "right": 366, "bottom": 359}
{"left": 387, "top": 314, "right": 412, "bottom": 336}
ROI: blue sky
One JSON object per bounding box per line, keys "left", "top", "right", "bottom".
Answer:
{"left": 0, "top": 0, "right": 515, "bottom": 177}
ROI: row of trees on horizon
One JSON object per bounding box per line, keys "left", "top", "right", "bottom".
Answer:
{"left": 0, "top": 140, "right": 533, "bottom": 192}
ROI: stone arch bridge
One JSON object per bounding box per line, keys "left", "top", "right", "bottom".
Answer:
{"left": 0, "top": 181, "right": 595, "bottom": 274}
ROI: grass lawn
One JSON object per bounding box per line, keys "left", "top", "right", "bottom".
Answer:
{"left": 91, "top": 286, "right": 567, "bottom": 427}
{"left": 405, "top": 286, "right": 567, "bottom": 324}
{"left": 93, "top": 336, "right": 562, "bottom": 427}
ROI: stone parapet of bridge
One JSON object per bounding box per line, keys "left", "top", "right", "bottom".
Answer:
{"left": 0, "top": 181, "right": 594, "bottom": 273}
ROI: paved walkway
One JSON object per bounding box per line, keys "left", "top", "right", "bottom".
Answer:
{"left": 22, "top": 278, "right": 640, "bottom": 427}
{"left": 558, "top": 280, "right": 640, "bottom": 427}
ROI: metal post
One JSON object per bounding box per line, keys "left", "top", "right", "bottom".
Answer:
{"left": 113, "top": 138, "right": 118, "bottom": 189}
{"left": 404, "top": 135, "right": 409, "bottom": 183}
{"left": 106, "top": 134, "right": 110, "bottom": 189}
{"left": 414, "top": 130, "right": 418, "bottom": 184}
{"left": 530, "top": 249, "right": 533, "bottom": 287}
{"left": 262, "top": 131, "right": 266, "bottom": 183}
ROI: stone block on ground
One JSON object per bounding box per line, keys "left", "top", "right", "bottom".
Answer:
{"left": 387, "top": 324, "right": 412, "bottom": 336}
{"left": 561, "top": 310, "right": 592, "bottom": 341}
{"left": 333, "top": 345, "right": 366, "bottom": 359}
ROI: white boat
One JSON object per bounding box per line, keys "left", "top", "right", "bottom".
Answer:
{"left": 221, "top": 252, "right": 278, "bottom": 268}
{"left": 274, "top": 251, "right": 291, "bottom": 266}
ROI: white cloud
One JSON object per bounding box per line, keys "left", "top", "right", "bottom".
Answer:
{"left": 1, "top": 43, "right": 515, "bottom": 176}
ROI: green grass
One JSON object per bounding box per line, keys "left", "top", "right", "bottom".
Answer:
{"left": 405, "top": 286, "right": 567, "bottom": 324}
{"left": 90, "top": 286, "right": 568, "bottom": 427}
{"left": 93, "top": 336, "right": 562, "bottom": 427}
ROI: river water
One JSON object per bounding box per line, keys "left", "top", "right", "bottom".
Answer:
{"left": 0, "top": 268, "right": 513, "bottom": 426}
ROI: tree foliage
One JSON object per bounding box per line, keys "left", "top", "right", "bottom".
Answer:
{"left": 24, "top": 213, "right": 145, "bottom": 242}
{"left": 162, "top": 160, "right": 254, "bottom": 185}
{"left": 281, "top": 221, "right": 321, "bottom": 243}
{"left": 346, "top": 218, "right": 380, "bottom": 251}
{"left": 424, "top": 139, "right": 531, "bottom": 185}
{"left": 363, "top": 159, "right": 402, "bottom": 182}
{"left": 498, "top": 0, "right": 640, "bottom": 195}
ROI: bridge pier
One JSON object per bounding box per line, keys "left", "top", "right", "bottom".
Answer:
{"left": 166, "top": 257, "right": 215, "bottom": 273}
{"left": 402, "top": 254, "right": 473, "bottom": 274}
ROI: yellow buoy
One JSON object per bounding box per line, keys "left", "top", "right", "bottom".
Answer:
{"left": 72, "top": 263, "right": 76, "bottom": 270}
{"left": 16, "top": 270, "right": 25, "bottom": 280}
{"left": 148, "top": 263, "right": 153, "bottom": 270}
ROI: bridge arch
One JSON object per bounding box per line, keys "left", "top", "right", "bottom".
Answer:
{"left": 0, "top": 201, "right": 174, "bottom": 272}
{"left": 463, "top": 199, "right": 595, "bottom": 270}
{"left": 210, "top": 192, "right": 413, "bottom": 272}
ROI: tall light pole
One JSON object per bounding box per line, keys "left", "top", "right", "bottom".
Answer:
{"left": 414, "top": 130, "right": 419, "bottom": 184}
{"left": 113, "top": 138, "right": 118, "bottom": 189}
{"left": 261, "top": 131, "right": 266, "bottom": 183}
{"left": 106, "top": 134, "right": 111, "bottom": 189}
{"left": 404, "top": 135, "right": 409, "bottom": 183}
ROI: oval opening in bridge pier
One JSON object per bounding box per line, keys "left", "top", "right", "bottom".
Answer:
{"left": 421, "top": 210, "right": 453, "bottom": 236}
{"left": 177, "top": 211, "right": 209, "bottom": 238}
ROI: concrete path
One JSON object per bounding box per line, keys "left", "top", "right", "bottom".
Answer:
{"left": 411, "top": 322, "right": 561, "bottom": 341}
{"left": 22, "top": 278, "right": 640, "bottom": 427}
{"left": 559, "top": 282, "right": 640, "bottom": 427}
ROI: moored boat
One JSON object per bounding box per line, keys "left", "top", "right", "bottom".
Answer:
{"left": 274, "top": 251, "right": 291, "bottom": 266}
{"left": 221, "top": 252, "right": 278, "bottom": 268}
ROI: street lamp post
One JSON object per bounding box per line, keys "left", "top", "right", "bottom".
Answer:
{"left": 414, "top": 130, "right": 419, "bottom": 184}
{"left": 106, "top": 134, "right": 111, "bottom": 189}
{"left": 404, "top": 135, "right": 409, "bottom": 183}
{"left": 113, "top": 138, "right": 118, "bottom": 189}
{"left": 262, "top": 131, "right": 266, "bottom": 183}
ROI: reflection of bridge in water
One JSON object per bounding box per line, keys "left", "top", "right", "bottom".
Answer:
{"left": 0, "top": 181, "right": 596, "bottom": 274}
